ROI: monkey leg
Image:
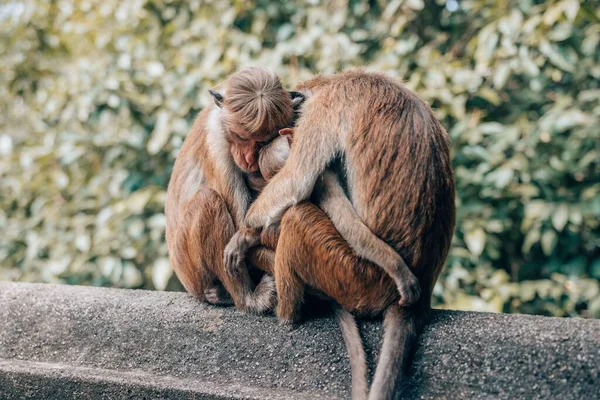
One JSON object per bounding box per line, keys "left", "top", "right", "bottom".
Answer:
{"left": 256, "top": 211, "right": 299, "bottom": 323}
{"left": 316, "top": 170, "right": 421, "bottom": 306}
{"left": 247, "top": 247, "right": 275, "bottom": 274}
{"left": 273, "top": 248, "right": 304, "bottom": 325}
{"left": 176, "top": 187, "right": 275, "bottom": 313}
{"left": 274, "top": 203, "right": 340, "bottom": 323}
{"left": 275, "top": 202, "right": 399, "bottom": 319}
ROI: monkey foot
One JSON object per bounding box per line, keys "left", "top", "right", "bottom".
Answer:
{"left": 204, "top": 284, "right": 234, "bottom": 306}
{"left": 276, "top": 305, "right": 302, "bottom": 328}
{"left": 277, "top": 317, "right": 301, "bottom": 332}
{"left": 397, "top": 272, "right": 421, "bottom": 307}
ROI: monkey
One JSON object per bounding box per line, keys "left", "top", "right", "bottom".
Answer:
{"left": 225, "top": 70, "right": 456, "bottom": 399}
{"left": 164, "top": 66, "right": 295, "bottom": 313}
{"left": 247, "top": 131, "right": 420, "bottom": 400}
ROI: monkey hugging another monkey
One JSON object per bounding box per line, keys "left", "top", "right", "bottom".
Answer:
{"left": 165, "top": 67, "right": 455, "bottom": 400}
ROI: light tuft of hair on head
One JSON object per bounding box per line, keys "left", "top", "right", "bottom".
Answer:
{"left": 224, "top": 66, "right": 292, "bottom": 136}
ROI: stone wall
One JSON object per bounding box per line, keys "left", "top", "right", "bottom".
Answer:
{"left": 0, "top": 282, "right": 598, "bottom": 399}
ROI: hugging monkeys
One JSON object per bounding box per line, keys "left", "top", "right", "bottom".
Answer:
{"left": 165, "top": 67, "right": 455, "bottom": 400}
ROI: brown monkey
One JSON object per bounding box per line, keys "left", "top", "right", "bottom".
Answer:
{"left": 253, "top": 132, "right": 420, "bottom": 400}
{"left": 165, "top": 66, "right": 294, "bottom": 313}
{"left": 227, "top": 70, "right": 456, "bottom": 399}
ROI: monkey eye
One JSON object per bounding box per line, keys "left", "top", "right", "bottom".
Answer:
{"left": 229, "top": 131, "right": 248, "bottom": 142}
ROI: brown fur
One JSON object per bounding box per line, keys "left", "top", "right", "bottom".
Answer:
{"left": 164, "top": 67, "right": 294, "bottom": 313}
{"left": 229, "top": 70, "right": 456, "bottom": 399}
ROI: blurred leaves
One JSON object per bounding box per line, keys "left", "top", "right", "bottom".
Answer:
{"left": 0, "top": 0, "right": 598, "bottom": 317}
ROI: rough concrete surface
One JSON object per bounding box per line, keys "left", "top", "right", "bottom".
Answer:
{"left": 0, "top": 282, "right": 598, "bottom": 399}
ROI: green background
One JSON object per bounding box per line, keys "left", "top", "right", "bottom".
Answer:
{"left": 1, "top": 0, "right": 598, "bottom": 317}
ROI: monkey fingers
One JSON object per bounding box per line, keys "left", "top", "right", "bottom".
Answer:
{"left": 222, "top": 236, "right": 246, "bottom": 277}
{"left": 223, "top": 228, "right": 261, "bottom": 277}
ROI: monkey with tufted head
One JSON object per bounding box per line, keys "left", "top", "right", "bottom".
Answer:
{"left": 165, "top": 66, "right": 294, "bottom": 313}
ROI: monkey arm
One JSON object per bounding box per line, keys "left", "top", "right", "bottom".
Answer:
{"left": 243, "top": 100, "right": 341, "bottom": 231}
{"left": 316, "top": 170, "right": 401, "bottom": 266}
{"left": 205, "top": 107, "right": 253, "bottom": 228}
{"left": 315, "top": 170, "right": 421, "bottom": 306}
{"left": 222, "top": 163, "right": 315, "bottom": 275}
{"left": 244, "top": 167, "right": 319, "bottom": 229}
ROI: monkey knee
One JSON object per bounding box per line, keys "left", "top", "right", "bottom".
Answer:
{"left": 280, "top": 203, "right": 322, "bottom": 231}
{"left": 191, "top": 188, "right": 230, "bottom": 219}
{"left": 183, "top": 188, "right": 234, "bottom": 237}
{"left": 280, "top": 203, "right": 344, "bottom": 253}
{"left": 194, "top": 187, "right": 221, "bottom": 203}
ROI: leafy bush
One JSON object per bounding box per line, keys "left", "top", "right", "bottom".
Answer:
{"left": 1, "top": 0, "right": 598, "bottom": 317}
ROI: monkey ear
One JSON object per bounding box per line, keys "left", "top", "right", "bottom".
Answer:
{"left": 209, "top": 89, "right": 224, "bottom": 108}
{"left": 288, "top": 91, "right": 306, "bottom": 109}
{"left": 279, "top": 127, "right": 294, "bottom": 145}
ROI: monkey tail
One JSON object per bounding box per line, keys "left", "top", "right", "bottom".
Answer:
{"left": 368, "top": 304, "right": 420, "bottom": 400}
{"left": 335, "top": 307, "right": 369, "bottom": 400}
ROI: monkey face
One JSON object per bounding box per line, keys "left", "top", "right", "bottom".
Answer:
{"left": 226, "top": 123, "right": 277, "bottom": 174}
{"left": 220, "top": 103, "right": 289, "bottom": 174}
{"left": 231, "top": 140, "right": 260, "bottom": 173}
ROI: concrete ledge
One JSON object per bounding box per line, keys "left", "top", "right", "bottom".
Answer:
{"left": 0, "top": 282, "right": 598, "bottom": 399}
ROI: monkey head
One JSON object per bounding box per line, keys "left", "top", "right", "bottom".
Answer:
{"left": 208, "top": 67, "right": 298, "bottom": 174}
{"left": 255, "top": 92, "right": 304, "bottom": 179}
{"left": 258, "top": 134, "right": 290, "bottom": 181}
{"left": 209, "top": 87, "right": 285, "bottom": 174}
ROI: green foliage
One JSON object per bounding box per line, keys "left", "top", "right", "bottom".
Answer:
{"left": 0, "top": 0, "right": 598, "bottom": 317}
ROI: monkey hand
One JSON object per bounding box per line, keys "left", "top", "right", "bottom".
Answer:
{"left": 223, "top": 228, "right": 261, "bottom": 276}
{"left": 223, "top": 232, "right": 250, "bottom": 276}
{"left": 396, "top": 271, "right": 421, "bottom": 307}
